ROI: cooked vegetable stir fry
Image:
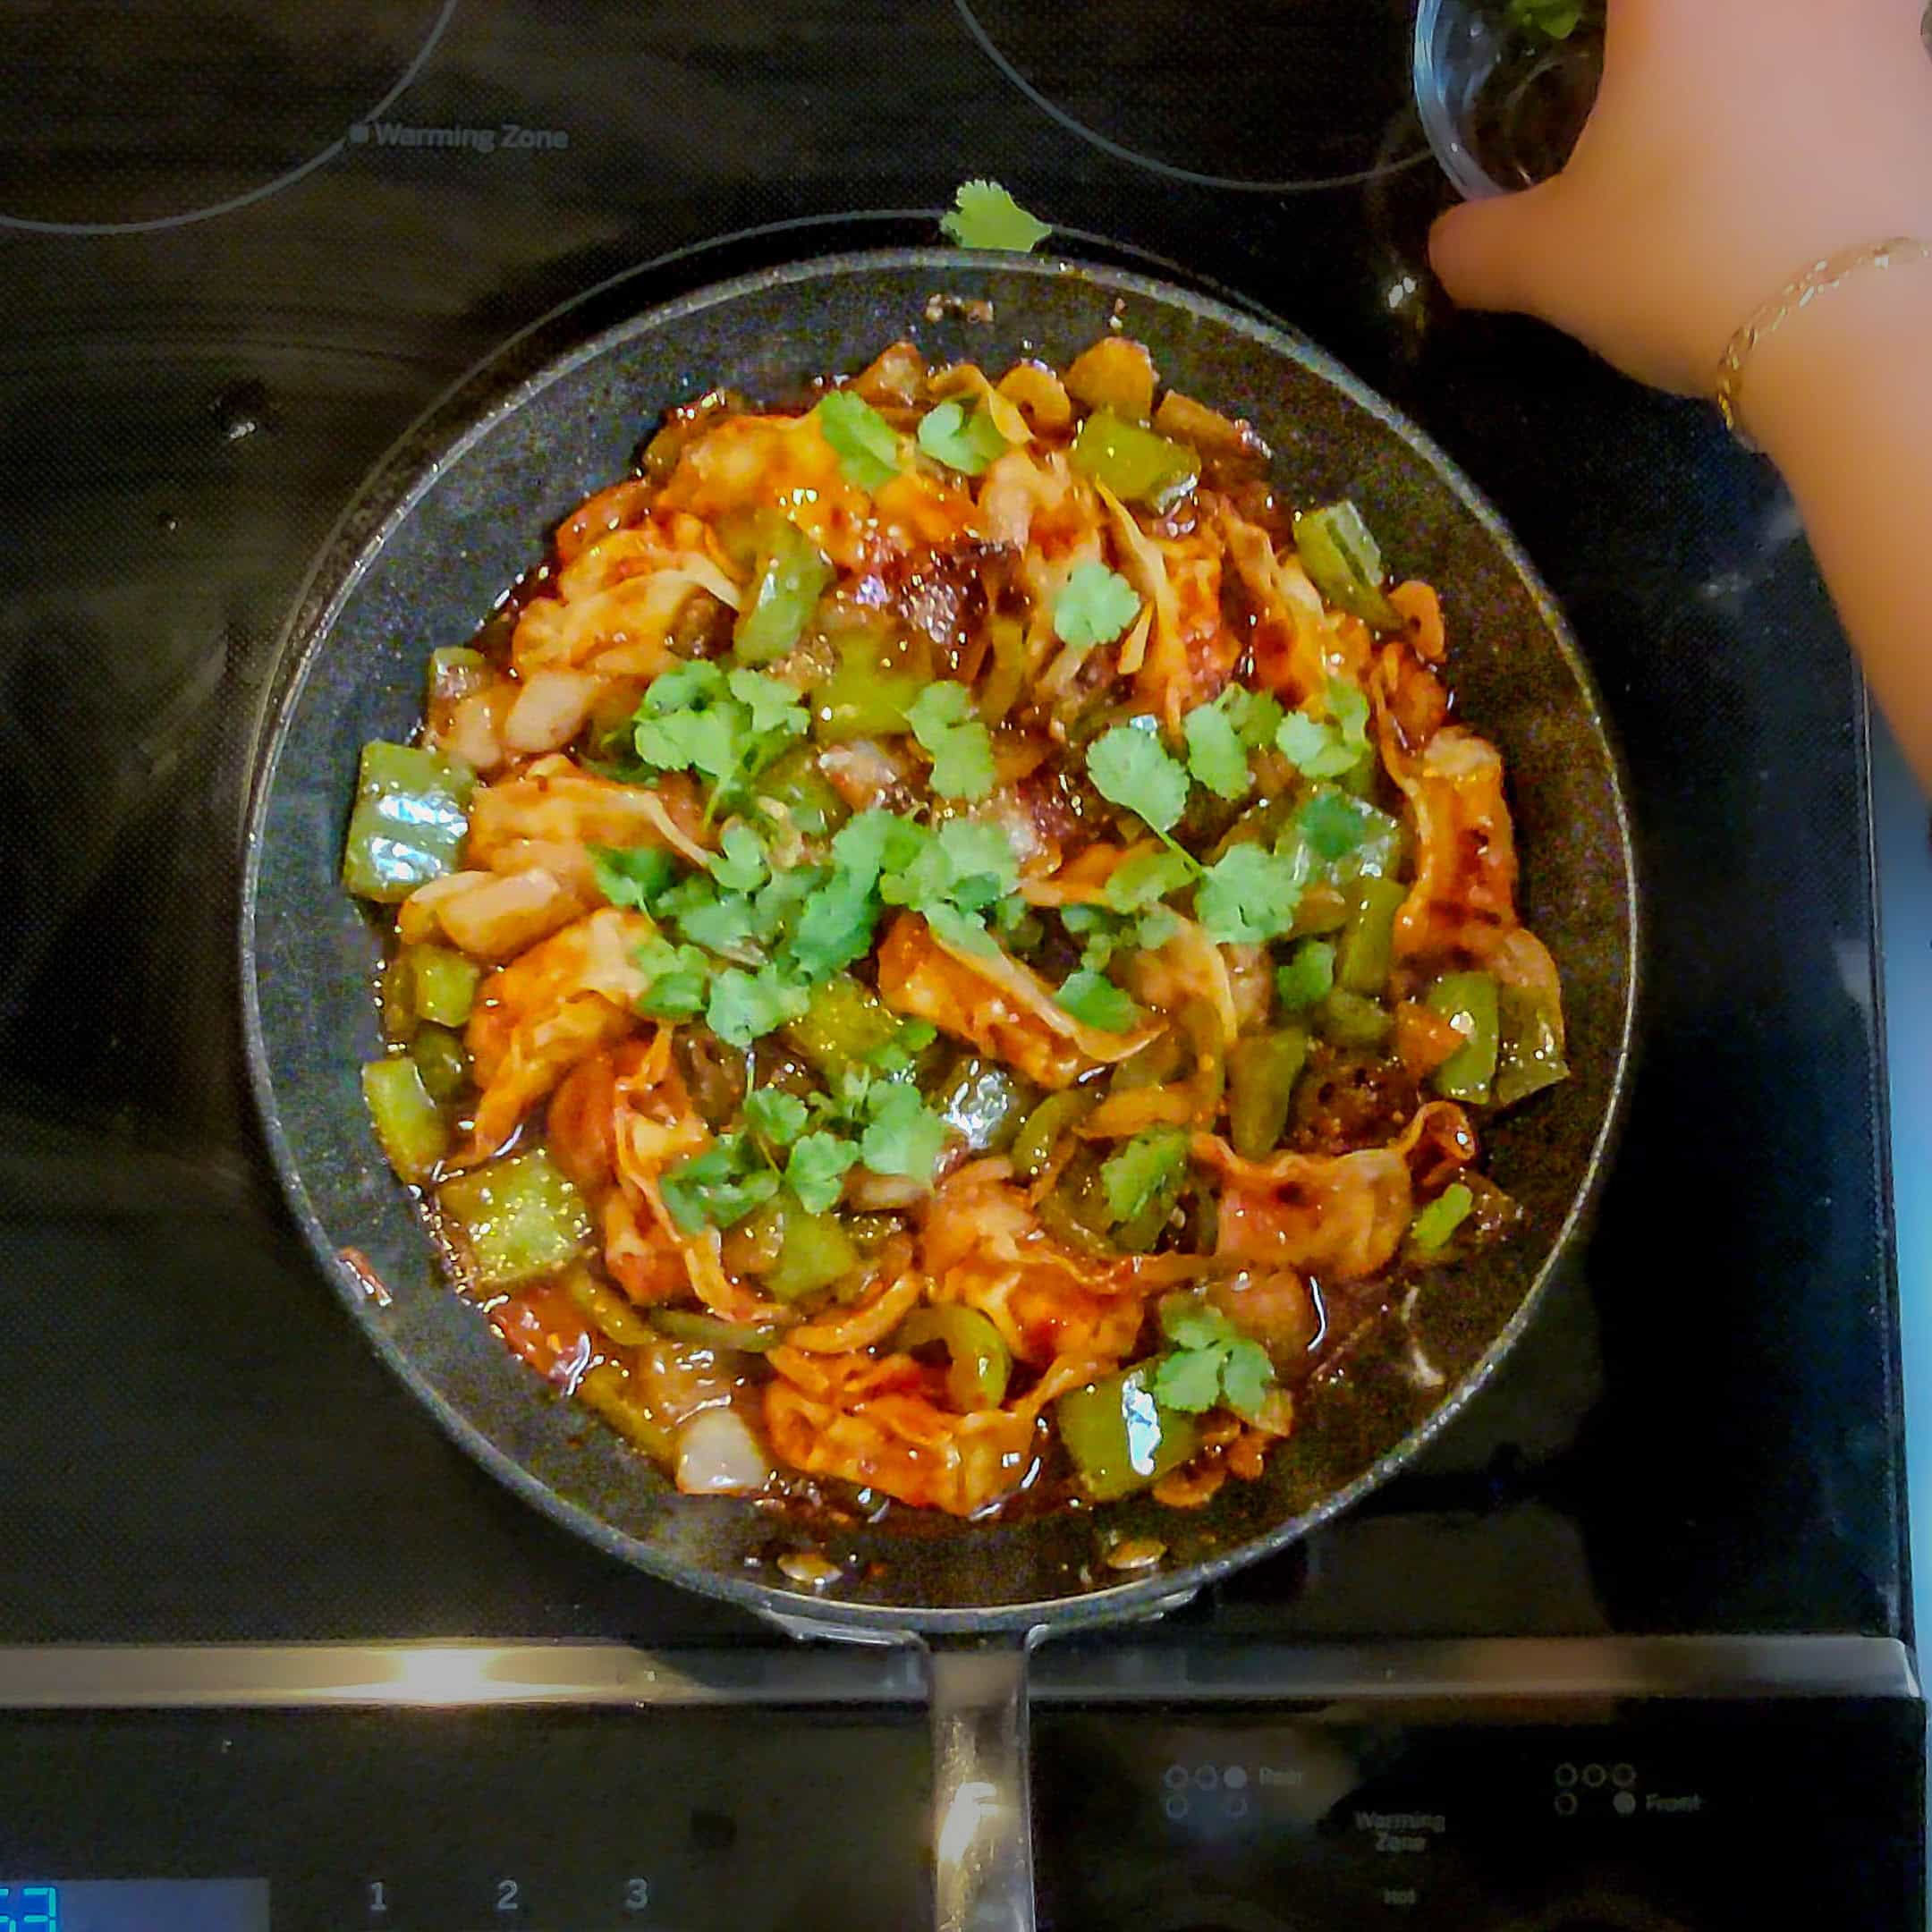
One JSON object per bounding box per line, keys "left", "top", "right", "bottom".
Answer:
{"left": 345, "top": 335, "right": 1567, "bottom": 1517}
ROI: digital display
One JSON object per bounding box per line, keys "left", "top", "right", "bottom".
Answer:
{"left": 0, "top": 1884, "right": 268, "bottom": 1932}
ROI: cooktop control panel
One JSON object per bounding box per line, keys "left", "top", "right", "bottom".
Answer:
{"left": 0, "top": 1698, "right": 1917, "bottom": 1930}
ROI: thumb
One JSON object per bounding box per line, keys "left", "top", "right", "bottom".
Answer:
{"left": 1428, "top": 183, "right": 1561, "bottom": 316}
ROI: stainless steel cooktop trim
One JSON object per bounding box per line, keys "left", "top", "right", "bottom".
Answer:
{"left": 0, "top": 1637, "right": 1911, "bottom": 1708}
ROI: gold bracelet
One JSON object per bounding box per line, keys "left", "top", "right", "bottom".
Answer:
{"left": 1715, "top": 235, "right": 1932, "bottom": 449}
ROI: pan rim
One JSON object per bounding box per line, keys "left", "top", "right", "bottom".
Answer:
{"left": 239, "top": 244, "right": 1642, "bottom": 1639}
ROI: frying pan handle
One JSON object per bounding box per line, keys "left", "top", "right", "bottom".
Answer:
{"left": 928, "top": 1631, "right": 1044, "bottom": 1932}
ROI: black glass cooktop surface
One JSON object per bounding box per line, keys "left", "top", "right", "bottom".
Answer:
{"left": 0, "top": 0, "right": 1902, "bottom": 1648}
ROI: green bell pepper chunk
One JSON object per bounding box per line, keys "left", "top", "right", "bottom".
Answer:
{"left": 361, "top": 1056, "right": 449, "bottom": 1182}
{"left": 427, "top": 645, "right": 489, "bottom": 707}
{"left": 1426, "top": 972, "right": 1501, "bottom": 1104}
{"left": 649, "top": 1308, "right": 784, "bottom": 1353}
{"left": 1335, "top": 876, "right": 1408, "bottom": 996}
{"left": 436, "top": 1149, "right": 593, "bottom": 1289}
{"left": 1275, "top": 938, "right": 1337, "bottom": 1012}
{"left": 1293, "top": 501, "right": 1402, "bottom": 631}
{"left": 410, "top": 1023, "right": 471, "bottom": 1102}
{"left": 734, "top": 512, "right": 835, "bottom": 665}
{"left": 379, "top": 950, "right": 418, "bottom": 1044}
{"left": 405, "top": 943, "right": 483, "bottom": 1027}
{"left": 1010, "top": 1089, "right": 1098, "bottom": 1182}
{"left": 896, "top": 1305, "right": 1013, "bottom": 1411}
{"left": 811, "top": 631, "right": 928, "bottom": 741}
{"left": 935, "top": 1056, "right": 1034, "bottom": 1157}
{"left": 342, "top": 741, "right": 475, "bottom": 903}
{"left": 767, "top": 1210, "right": 861, "bottom": 1302}
{"left": 575, "top": 1360, "right": 676, "bottom": 1461}
{"left": 1036, "top": 1150, "right": 1118, "bottom": 1255}
{"left": 754, "top": 745, "right": 850, "bottom": 837}
{"left": 1496, "top": 985, "right": 1570, "bottom": 1107}
{"left": 783, "top": 975, "right": 903, "bottom": 1083}
{"left": 1070, "top": 408, "right": 1199, "bottom": 511}
{"left": 1227, "top": 1029, "right": 1309, "bottom": 1161}
{"left": 1317, "top": 988, "right": 1394, "bottom": 1050}
{"left": 565, "top": 1268, "right": 657, "bottom": 1346}
{"left": 1055, "top": 1366, "right": 1201, "bottom": 1501}
{"left": 1406, "top": 1182, "right": 1475, "bottom": 1258}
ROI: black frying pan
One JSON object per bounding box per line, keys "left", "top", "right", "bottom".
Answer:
{"left": 242, "top": 250, "right": 1639, "bottom": 1930}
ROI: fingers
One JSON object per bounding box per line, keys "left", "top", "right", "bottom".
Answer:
{"left": 1427, "top": 183, "right": 1560, "bottom": 317}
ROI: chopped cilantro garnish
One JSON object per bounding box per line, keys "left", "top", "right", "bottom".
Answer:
{"left": 1277, "top": 682, "right": 1372, "bottom": 781}
{"left": 1409, "top": 1182, "right": 1475, "bottom": 1255}
{"left": 1104, "top": 844, "right": 1199, "bottom": 912}
{"left": 785, "top": 1131, "right": 859, "bottom": 1215}
{"left": 1183, "top": 699, "right": 1252, "bottom": 802}
{"left": 858, "top": 1081, "right": 950, "bottom": 1182}
{"left": 1292, "top": 787, "right": 1399, "bottom": 870}
{"left": 939, "top": 179, "right": 1052, "bottom": 252}
{"left": 1137, "top": 905, "right": 1182, "bottom": 950}
{"left": 1149, "top": 1294, "right": 1276, "bottom": 1421}
{"left": 906, "top": 682, "right": 996, "bottom": 801}
{"left": 1086, "top": 721, "right": 1189, "bottom": 835}
{"left": 708, "top": 822, "right": 769, "bottom": 894}
{"left": 1328, "top": 679, "right": 1371, "bottom": 752}
{"left": 1053, "top": 561, "right": 1142, "bottom": 650}
{"left": 633, "top": 934, "right": 712, "bottom": 1021}
{"left": 630, "top": 660, "right": 808, "bottom": 809}
{"left": 1055, "top": 968, "right": 1143, "bottom": 1033}
{"left": 659, "top": 1137, "right": 779, "bottom": 1233}
{"left": 706, "top": 963, "right": 810, "bottom": 1048}
{"left": 592, "top": 843, "right": 678, "bottom": 911}
{"left": 816, "top": 389, "right": 901, "bottom": 493}
{"left": 917, "top": 400, "right": 1008, "bottom": 476}
{"left": 1195, "top": 843, "right": 1305, "bottom": 946}
{"left": 744, "top": 1088, "right": 809, "bottom": 1148}
{"left": 1275, "top": 937, "right": 1336, "bottom": 1011}
{"left": 668, "top": 882, "right": 763, "bottom": 964}
{"left": 1101, "top": 1127, "right": 1191, "bottom": 1224}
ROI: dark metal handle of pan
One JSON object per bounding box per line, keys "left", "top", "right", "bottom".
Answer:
{"left": 929, "top": 1633, "right": 1045, "bottom": 1932}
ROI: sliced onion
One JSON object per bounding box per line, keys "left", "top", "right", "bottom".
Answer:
{"left": 674, "top": 1408, "right": 771, "bottom": 1496}
{"left": 504, "top": 669, "right": 601, "bottom": 756}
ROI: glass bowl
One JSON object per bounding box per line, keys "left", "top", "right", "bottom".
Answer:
{"left": 1413, "top": 0, "right": 1604, "bottom": 199}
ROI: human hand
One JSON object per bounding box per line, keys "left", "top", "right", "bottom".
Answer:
{"left": 1428, "top": 0, "right": 1932, "bottom": 394}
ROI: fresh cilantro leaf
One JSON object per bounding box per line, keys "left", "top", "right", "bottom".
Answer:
{"left": 1196, "top": 843, "right": 1304, "bottom": 945}
{"left": 939, "top": 178, "right": 1052, "bottom": 252}
{"left": 1151, "top": 1348, "right": 1225, "bottom": 1413}
{"left": 659, "top": 1138, "right": 779, "bottom": 1233}
{"left": 633, "top": 935, "right": 712, "bottom": 1021}
{"left": 1326, "top": 679, "right": 1371, "bottom": 753}
{"left": 906, "top": 682, "right": 996, "bottom": 801}
{"left": 787, "top": 874, "right": 882, "bottom": 980}
{"left": 1053, "top": 561, "right": 1141, "bottom": 649}
{"left": 674, "top": 889, "right": 762, "bottom": 964}
{"left": 1275, "top": 708, "right": 1359, "bottom": 780}
{"left": 929, "top": 818, "right": 1019, "bottom": 903}
{"left": 1182, "top": 699, "right": 1253, "bottom": 802}
{"left": 1219, "top": 1338, "right": 1275, "bottom": 1420}
{"left": 816, "top": 389, "right": 900, "bottom": 492}
{"left": 917, "top": 400, "right": 1008, "bottom": 476}
{"left": 1055, "top": 968, "right": 1142, "bottom": 1033}
{"left": 1275, "top": 937, "right": 1336, "bottom": 1011}
{"left": 833, "top": 808, "right": 930, "bottom": 888}
{"left": 1408, "top": 1182, "right": 1475, "bottom": 1254}
{"left": 923, "top": 902, "right": 999, "bottom": 959}
{"left": 859, "top": 1082, "right": 949, "bottom": 1182}
{"left": 708, "top": 822, "right": 768, "bottom": 894}
{"left": 1137, "top": 907, "right": 1181, "bottom": 949}
{"left": 726, "top": 666, "right": 810, "bottom": 741}
{"left": 1104, "top": 844, "right": 1198, "bottom": 912}
{"left": 744, "top": 1088, "right": 809, "bottom": 1148}
{"left": 1086, "top": 722, "right": 1189, "bottom": 835}
{"left": 1102, "top": 1127, "right": 1191, "bottom": 1223}
{"left": 1159, "top": 1295, "right": 1237, "bottom": 1352}
{"left": 1220, "top": 685, "right": 1285, "bottom": 750}
{"left": 785, "top": 1131, "right": 859, "bottom": 1214}
{"left": 1290, "top": 788, "right": 1398, "bottom": 873}
{"left": 1151, "top": 1293, "right": 1277, "bottom": 1419}
{"left": 592, "top": 844, "right": 678, "bottom": 911}
{"left": 707, "top": 964, "right": 810, "bottom": 1047}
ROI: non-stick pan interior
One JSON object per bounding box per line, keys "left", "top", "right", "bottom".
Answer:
{"left": 243, "top": 251, "right": 1637, "bottom": 1636}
